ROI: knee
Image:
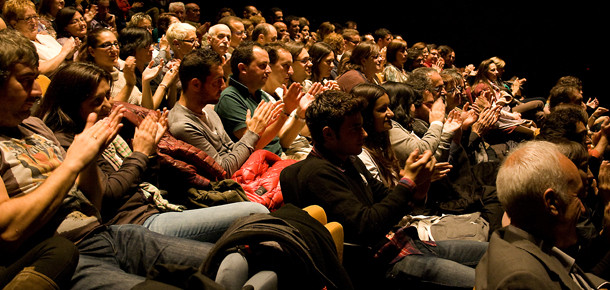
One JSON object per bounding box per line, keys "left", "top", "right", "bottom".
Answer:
{"left": 42, "top": 236, "right": 80, "bottom": 269}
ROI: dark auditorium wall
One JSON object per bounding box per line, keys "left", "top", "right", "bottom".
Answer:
{"left": 198, "top": 0, "right": 606, "bottom": 106}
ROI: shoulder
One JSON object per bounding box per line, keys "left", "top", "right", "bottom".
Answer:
{"left": 476, "top": 229, "right": 563, "bottom": 290}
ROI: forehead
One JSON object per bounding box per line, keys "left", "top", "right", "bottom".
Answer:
{"left": 278, "top": 49, "right": 292, "bottom": 62}
{"left": 252, "top": 46, "right": 269, "bottom": 62}
{"left": 430, "top": 72, "right": 443, "bottom": 85}
{"left": 97, "top": 30, "right": 117, "bottom": 42}
{"left": 214, "top": 26, "right": 231, "bottom": 35}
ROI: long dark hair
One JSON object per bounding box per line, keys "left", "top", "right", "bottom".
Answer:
{"left": 118, "top": 26, "right": 152, "bottom": 60}
{"left": 351, "top": 83, "right": 401, "bottom": 187}
{"left": 34, "top": 62, "right": 112, "bottom": 133}
{"left": 55, "top": 6, "right": 82, "bottom": 39}
{"left": 308, "top": 41, "right": 333, "bottom": 82}
{"left": 383, "top": 81, "right": 418, "bottom": 131}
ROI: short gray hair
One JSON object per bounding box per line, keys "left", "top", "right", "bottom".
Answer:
{"left": 168, "top": 2, "right": 185, "bottom": 12}
{"left": 496, "top": 141, "right": 571, "bottom": 227}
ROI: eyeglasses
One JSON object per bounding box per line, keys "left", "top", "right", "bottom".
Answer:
{"left": 234, "top": 30, "right": 245, "bottom": 36}
{"left": 295, "top": 57, "right": 312, "bottom": 63}
{"left": 446, "top": 85, "right": 463, "bottom": 94}
{"left": 97, "top": 41, "right": 120, "bottom": 49}
{"left": 179, "top": 38, "right": 198, "bottom": 44}
{"left": 18, "top": 14, "right": 39, "bottom": 23}
{"left": 431, "top": 85, "right": 445, "bottom": 95}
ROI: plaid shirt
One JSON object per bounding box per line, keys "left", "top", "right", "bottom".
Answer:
{"left": 102, "top": 135, "right": 185, "bottom": 212}
{"left": 374, "top": 223, "right": 437, "bottom": 264}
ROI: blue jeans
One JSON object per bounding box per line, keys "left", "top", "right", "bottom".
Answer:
{"left": 388, "top": 240, "right": 489, "bottom": 289}
{"left": 142, "top": 201, "right": 270, "bottom": 242}
{"left": 71, "top": 224, "right": 214, "bottom": 290}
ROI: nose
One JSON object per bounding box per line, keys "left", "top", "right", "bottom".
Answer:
{"left": 387, "top": 108, "right": 394, "bottom": 118}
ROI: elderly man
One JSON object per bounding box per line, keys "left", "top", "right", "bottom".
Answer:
{"left": 218, "top": 16, "right": 246, "bottom": 52}
{"left": 168, "top": 1, "right": 185, "bottom": 22}
{"left": 475, "top": 140, "right": 609, "bottom": 289}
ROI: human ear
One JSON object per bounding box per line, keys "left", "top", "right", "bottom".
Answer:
{"left": 543, "top": 188, "right": 561, "bottom": 216}
{"left": 322, "top": 126, "right": 337, "bottom": 144}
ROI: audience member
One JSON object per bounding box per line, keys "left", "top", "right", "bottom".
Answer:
{"left": 251, "top": 22, "right": 276, "bottom": 45}
{"left": 214, "top": 42, "right": 309, "bottom": 156}
{"left": 383, "top": 39, "right": 408, "bottom": 83}
{"left": 476, "top": 140, "right": 609, "bottom": 289}
{"left": 218, "top": 15, "right": 246, "bottom": 52}
{"left": 54, "top": 6, "right": 87, "bottom": 45}
{"left": 78, "top": 27, "right": 151, "bottom": 107}
{"left": 336, "top": 41, "right": 383, "bottom": 92}
{"left": 184, "top": 2, "right": 199, "bottom": 26}
{"left": 0, "top": 28, "right": 214, "bottom": 290}
{"left": 273, "top": 20, "right": 289, "bottom": 42}
{"left": 281, "top": 89, "right": 488, "bottom": 289}
{"left": 308, "top": 41, "right": 335, "bottom": 83}
{"left": 36, "top": 0, "right": 63, "bottom": 38}
{"left": 169, "top": 47, "right": 281, "bottom": 176}
{"left": 88, "top": 0, "right": 117, "bottom": 34}
{"left": 167, "top": 1, "right": 184, "bottom": 22}
{"left": 3, "top": 0, "right": 78, "bottom": 75}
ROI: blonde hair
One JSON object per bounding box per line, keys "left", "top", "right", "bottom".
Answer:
{"left": 3, "top": 0, "right": 35, "bottom": 25}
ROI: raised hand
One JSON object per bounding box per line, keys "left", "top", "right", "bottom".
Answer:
{"left": 65, "top": 107, "right": 123, "bottom": 171}
{"left": 142, "top": 60, "right": 163, "bottom": 83}
{"left": 460, "top": 102, "right": 479, "bottom": 130}
{"left": 431, "top": 162, "right": 452, "bottom": 182}
{"left": 472, "top": 105, "right": 501, "bottom": 136}
{"left": 443, "top": 108, "right": 463, "bottom": 134}
{"left": 123, "top": 56, "right": 137, "bottom": 87}
{"left": 296, "top": 82, "right": 323, "bottom": 118}
{"left": 246, "top": 101, "right": 284, "bottom": 136}
{"left": 280, "top": 82, "right": 304, "bottom": 114}
{"left": 403, "top": 149, "right": 435, "bottom": 185}
{"left": 132, "top": 113, "right": 160, "bottom": 156}
{"left": 429, "top": 97, "right": 446, "bottom": 123}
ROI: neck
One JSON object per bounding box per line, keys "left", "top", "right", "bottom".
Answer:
{"left": 179, "top": 92, "right": 208, "bottom": 113}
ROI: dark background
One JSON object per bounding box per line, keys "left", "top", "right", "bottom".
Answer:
{"left": 198, "top": 1, "right": 606, "bottom": 105}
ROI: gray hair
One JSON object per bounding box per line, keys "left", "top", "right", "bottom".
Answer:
{"left": 166, "top": 22, "right": 196, "bottom": 44}
{"left": 168, "top": 2, "right": 185, "bottom": 12}
{"left": 496, "top": 140, "right": 571, "bottom": 227}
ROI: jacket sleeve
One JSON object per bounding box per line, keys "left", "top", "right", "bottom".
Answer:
{"left": 302, "top": 159, "right": 415, "bottom": 246}
{"left": 97, "top": 152, "right": 149, "bottom": 204}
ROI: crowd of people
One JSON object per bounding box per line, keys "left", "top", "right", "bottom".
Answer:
{"left": 2, "top": 0, "right": 610, "bottom": 289}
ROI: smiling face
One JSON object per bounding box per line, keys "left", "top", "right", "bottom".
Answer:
{"left": 362, "top": 50, "right": 383, "bottom": 75}
{"left": 12, "top": 7, "right": 38, "bottom": 40}
{"left": 64, "top": 11, "right": 87, "bottom": 38}
{"left": 89, "top": 30, "right": 119, "bottom": 71}
{"left": 79, "top": 78, "right": 112, "bottom": 122}
{"left": 372, "top": 94, "right": 394, "bottom": 133}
